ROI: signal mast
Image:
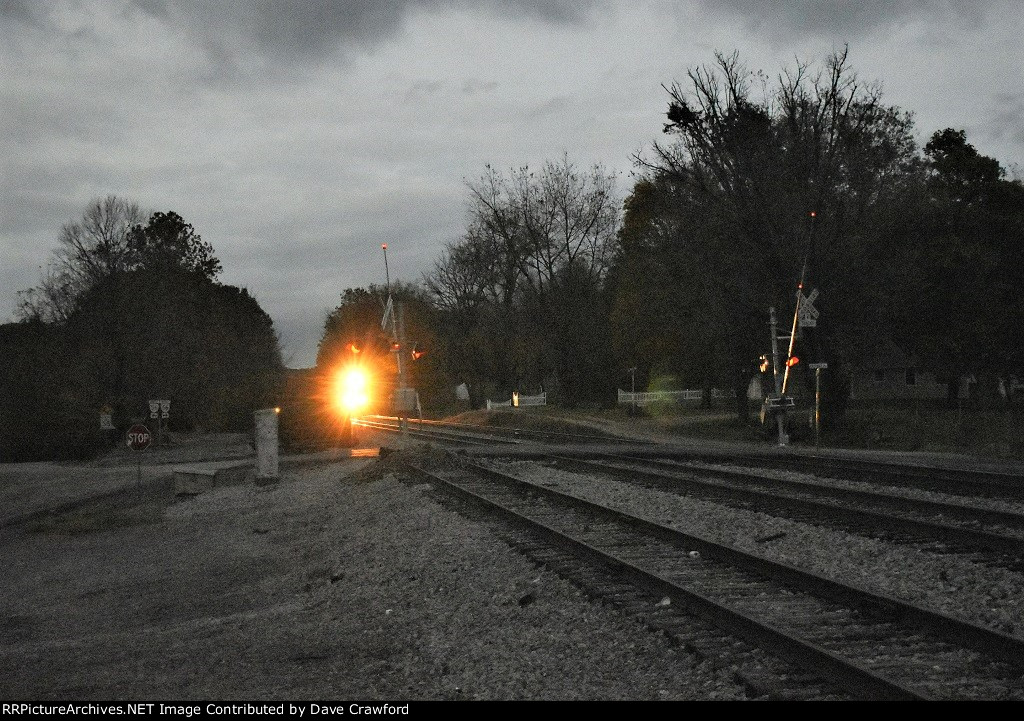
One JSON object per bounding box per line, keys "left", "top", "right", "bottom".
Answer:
{"left": 381, "top": 244, "right": 416, "bottom": 431}
{"left": 764, "top": 211, "right": 820, "bottom": 446}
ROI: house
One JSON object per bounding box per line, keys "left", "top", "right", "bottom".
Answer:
{"left": 848, "top": 338, "right": 965, "bottom": 401}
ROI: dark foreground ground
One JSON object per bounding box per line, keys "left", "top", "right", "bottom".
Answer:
{"left": 0, "top": 448, "right": 744, "bottom": 700}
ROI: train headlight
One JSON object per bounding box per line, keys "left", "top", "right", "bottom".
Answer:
{"left": 336, "top": 367, "right": 370, "bottom": 413}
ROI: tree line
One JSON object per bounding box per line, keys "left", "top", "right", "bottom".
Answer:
{"left": 2, "top": 198, "right": 283, "bottom": 461}
{"left": 320, "top": 49, "right": 1024, "bottom": 424}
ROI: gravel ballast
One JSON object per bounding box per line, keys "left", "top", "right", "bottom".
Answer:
{"left": 0, "top": 454, "right": 746, "bottom": 700}
{"left": 480, "top": 459, "right": 1024, "bottom": 640}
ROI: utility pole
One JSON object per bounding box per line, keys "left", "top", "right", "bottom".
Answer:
{"left": 782, "top": 286, "right": 803, "bottom": 396}
{"left": 815, "top": 365, "right": 822, "bottom": 448}
{"left": 628, "top": 367, "right": 637, "bottom": 415}
{"left": 382, "top": 243, "right": 409, "bottom": 435}
{"left": 769, "top": 306, "right": 789, "bottom": 446}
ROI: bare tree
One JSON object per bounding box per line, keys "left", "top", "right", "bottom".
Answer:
{"left": 17, "top": 195, "right": 144, "bottom": 322}
{"left": 448, "top": 154, "right": 619, "bottom": 304}
{"left": 428, "top": 155, "right": 621, "bottom": 403}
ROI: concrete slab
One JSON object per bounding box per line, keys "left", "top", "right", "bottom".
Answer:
{"left": 173, "top": 461, "right": 252, "bottom": 495}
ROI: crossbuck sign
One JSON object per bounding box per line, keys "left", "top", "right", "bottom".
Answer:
{"left": 799, "top": 288, "right": 820, "bottom": 328}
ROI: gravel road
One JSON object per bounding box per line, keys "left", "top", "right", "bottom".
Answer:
{"left": 0, "top": 449, "right": 746, "bottom": 700}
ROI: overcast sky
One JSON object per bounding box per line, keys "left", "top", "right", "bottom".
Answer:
{"left": 3, "top": 0, "right": 1022, "bottom": 368}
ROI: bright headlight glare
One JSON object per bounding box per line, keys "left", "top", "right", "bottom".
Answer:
{"left": 336, "top": 367, "right": 369, "bottom": 412}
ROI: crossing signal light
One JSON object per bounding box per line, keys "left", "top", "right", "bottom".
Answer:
{"left": 347, "top": 342, "right": 361, "bottom": 355}
{"left": 411, "top": 343, "right": 425, "bottom": 361}
{"left": 759, "top": 355, "right": 769, "bottom": 373}
{"left": 786, "top": 356, "right": 800, "bottom": 367}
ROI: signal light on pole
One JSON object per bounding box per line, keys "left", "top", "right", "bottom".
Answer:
{"left": 786, "top": 356, "right": 800, "bottom": 367}
{"left": 411, "top": 344, "right": 425, "bottom": 361}
{"left": 759, "top": 355, "right": 769, "bottom": 373}
{"left": 348, "top": 342, "right": 360, "bottom": 355}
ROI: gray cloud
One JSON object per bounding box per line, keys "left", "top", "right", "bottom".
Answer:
{"left": 984, "top": 92, "right": 1024, "bottom": 155}
{"left": 0, "top": 0, "right": 606, "bottom": 95}
{"left": 524, "top": 95, "right": 574, "bottom": 121}
{"left": 695, "top": 0, "right": 984, "bottom": 42}
{"left": 4, "top": 0, "right": 1022, "bottom": 369}
{"left": 1, "top": 1, "right": 602, "bottom": 63}
{"left": 0, "top": 0, "right": 34, "bottom": 23}
{"left": 462, "top": 78, "right": 499, "bottom": 95}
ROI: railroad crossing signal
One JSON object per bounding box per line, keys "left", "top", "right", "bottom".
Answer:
{"left": 799, "top": 288, "right": 820, "bottom": 328}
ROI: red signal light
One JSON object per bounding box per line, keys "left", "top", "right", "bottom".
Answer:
{"left": 786, "top": 356, "right": 800, "bottom": 367}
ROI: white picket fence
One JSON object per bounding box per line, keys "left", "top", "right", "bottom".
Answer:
{"left": 485, "top": 392, "right": 547, "bottom": 410}
{"left": 617, "top": 388, "right": 735, "bottom": 406}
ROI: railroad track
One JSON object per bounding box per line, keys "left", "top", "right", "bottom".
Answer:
{"left": 627, "top": 448, "right": 1024, "bottom": 502}
{"left": 363, "top": 418, "right": 1024, "bottom": 567}
{"left": 354, "top": 418, "right": 518, "bottom": 446}
{"left": 359, "top": 415, "right": 643, "bottom": 446}
{"left": 406, "top": 458, "right": 1024, "bottom": 700}
{"left": 542, "top": 455, "right": 1024, "bottom": 570}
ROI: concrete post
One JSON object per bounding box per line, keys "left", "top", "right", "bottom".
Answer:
{"left": 254, "top": 408, "right": 279, "bottom": 483}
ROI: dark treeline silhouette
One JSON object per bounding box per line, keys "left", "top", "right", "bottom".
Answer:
{"left": 421, "top": 49, "right": 1024, "bottom": 419}
{"left": 2, "top": 202, "right": 283, "bottom": 461}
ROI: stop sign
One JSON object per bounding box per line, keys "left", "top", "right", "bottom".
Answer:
{"left": 126, "top": 424, "right": 152, "bottom": 451}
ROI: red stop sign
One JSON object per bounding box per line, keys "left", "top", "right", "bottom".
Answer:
{"left": 126, "top": 424, "right": 152, "bottom": 451}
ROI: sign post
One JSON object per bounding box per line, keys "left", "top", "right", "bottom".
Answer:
{"left": 809, "top": 362, "right": 828, "bottom": 447}
{"left": 628, "top": 367, "right": 637, "bottom": 415}
{"left": 149, "top": 400, "right": 170, "bottom": 446}
{"left": 126, "top": 423, "right": 151, "bottom": 486}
